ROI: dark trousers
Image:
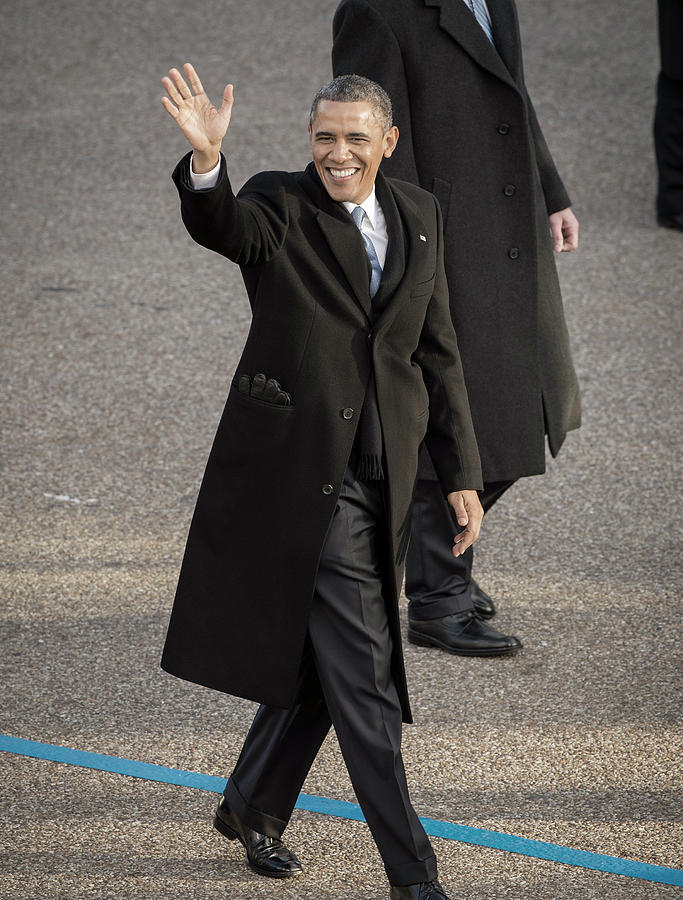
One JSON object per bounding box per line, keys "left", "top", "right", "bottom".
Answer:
{"left": 655, "top": 0, "right": 683, "bottom": 216}
{"left": 406, "top": 478, "right": 515, "bottom": 620}
{"left": 655, "top": 71, "right": 683, "bottom": 216}
{"left": 224, "top": 468, "right": 437, "bottom": 886}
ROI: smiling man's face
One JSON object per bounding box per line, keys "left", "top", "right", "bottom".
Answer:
{"left": 309, "top": 100, "right": 398, "bottom": 205}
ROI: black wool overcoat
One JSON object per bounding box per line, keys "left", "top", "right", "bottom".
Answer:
{"left": 161, "top": 153, "right": 483, "bottom": 723}
{"left": 333, "top": 0, "right": 582, "bottom": 482}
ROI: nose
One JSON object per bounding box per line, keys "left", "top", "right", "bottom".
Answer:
{"left": 328, "top": 139, "right": 352, "bottom": 163}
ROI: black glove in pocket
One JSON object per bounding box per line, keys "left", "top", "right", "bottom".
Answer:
{"left": 237, "top": 373, "right": 292, "bottom": 406}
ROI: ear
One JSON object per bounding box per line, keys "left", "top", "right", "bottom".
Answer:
{"left": 383, "top": 125, "right": 399, "bottom": 158}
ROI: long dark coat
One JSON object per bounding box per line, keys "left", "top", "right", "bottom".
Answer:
{"left": 333, "top": 0, "right": 582, "bottom": 482}
{"left": 161, "top": 153, "right": 482, "bottom": 723}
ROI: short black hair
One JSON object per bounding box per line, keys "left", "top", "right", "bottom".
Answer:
{"left": 309, "top": 74, "right": 393, "bottom": 132}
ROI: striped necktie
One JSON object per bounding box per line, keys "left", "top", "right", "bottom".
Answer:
{"left": 466, "top": 0, "right": 495, "bottom": 44}
{"left": 352, "top": 205, "right": 383, "bottom": 298}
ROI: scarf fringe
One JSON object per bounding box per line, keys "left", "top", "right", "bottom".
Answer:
{"left": 357, "top": 454, "right": 384, "bottom": 481}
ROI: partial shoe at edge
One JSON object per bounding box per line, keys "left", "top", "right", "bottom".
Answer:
{"left": 213, "top": 797, "right": 302, "bottom": 878}
{"left": 657, "top": 212, "right": 683, "bottom": 231}
{"left": 390, "top": 879, "right": 451, "bottom": 899}
{"left": 468, "top": 579, "right": 496, "bottom": 618}
{"left": 408, "top": 610, "right": 522, "bottom": 657}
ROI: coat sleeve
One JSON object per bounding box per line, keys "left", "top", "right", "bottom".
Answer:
{"left": 332, "top": 0, "right": 420, "bottom": 184}
{"left": 171, "top": 151, "right": 289, "bottom": 267}
{"left": 413, "top": 196, "right": 483, "bottom": 494}
{"left": 525, "top": 90, "right": 572, "bottom": 215}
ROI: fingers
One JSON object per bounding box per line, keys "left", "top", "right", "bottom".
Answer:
{"left": 236, "top": 373, "right": 291, "bottom": 405}
{"left": 452, "top": 525, "right": 476, "bottom": 557}
{"left": 170, "top": 67, "right": 192, "bottom": 99}
{"left": 251, "top": 373, "right": 267, "bottom": 399}
{"left": 450, "top": 492, "right": 469, "bottom": 527}
{"left": 219, "top": 83, "right": 235, "bottom": 119}
{"left": 161, "top": 73, "right": 186, "bottom": 108}
{"left": 161, "top": 65, "right": 202, "bottom": 109}
{"left": 549, "top": 208, "right": 579, "bottom": 252}
{"left": 183, "top": 62, "right": 205, "bottom": 96}
{"left": 160, "top": 95, "right": 179, "bottom": 119}
{"left": 563, "top": 213, "right": 579, "bottom": 251}
{"left": 549, "top": 212, "right": 564, "bottom": 253}
{"left": 448, "top": 490, "right": 483, "bottom": 557}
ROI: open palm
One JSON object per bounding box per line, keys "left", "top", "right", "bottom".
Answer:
{"left": 161, "top": 63, "right": 233, "bottom": 154}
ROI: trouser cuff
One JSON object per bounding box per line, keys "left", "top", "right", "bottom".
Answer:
{"left": 386, "top": 853, "right": 438, "bottom": 885}
{"left": 223, "top": 777, "right": 288, "bottom": 839}
{"left": 408, "top": 592, "right": 473, "bottom": 620}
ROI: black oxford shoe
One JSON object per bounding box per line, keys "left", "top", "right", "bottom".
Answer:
{"left": 213, "top": 797, "right": 302, "bottom": 878}
{"left": 408, "top": 610, "right": 522, "bottom": 656}
{"left": 657, "top": 212, "right": 683, "bottom": 231}
{"left": 469, "top": 579, "right": 497, "bottom": 618}
{"left": 390, "top": 880, "right": 451, "bottom": 899}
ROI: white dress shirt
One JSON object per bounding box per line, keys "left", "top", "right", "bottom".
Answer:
{"left": 341, "top": 190, "right": 388, "bottom": 270}
{"left": 189, "top": 155, "right": 389, "bottom": 270}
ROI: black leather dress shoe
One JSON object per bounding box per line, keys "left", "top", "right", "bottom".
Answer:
{"left": 469, "top": 579, "right": 496, "bottom": 618}
{"left": 213, "top": 797, "right": 302, "bottom": 878}
{"left": 657, "top": 212, "right": 683, "bottom": 231}
{"left": 408, "top": 610, "right": 522, "bottom": 656}
{"left": 390, "top": 880, "right": 451, "bottom": 899}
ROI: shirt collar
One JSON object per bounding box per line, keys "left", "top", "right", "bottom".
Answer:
{"left": 341, "top": 187, "right": 378, "bottom": 229}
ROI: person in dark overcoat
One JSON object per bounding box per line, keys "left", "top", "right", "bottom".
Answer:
{"left": 159, "top": 63, "right": 483, "bottom": 900}
{"left": 333, "top": 0, "right": 582, "bottom": 656}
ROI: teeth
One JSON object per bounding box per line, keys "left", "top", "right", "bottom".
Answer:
{"left": 330, "top": 168, "right": 357, "bottom": 178}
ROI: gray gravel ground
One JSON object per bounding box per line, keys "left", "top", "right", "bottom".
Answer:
{"left": 1, "top": 0, "right": 682, "bottom": 898}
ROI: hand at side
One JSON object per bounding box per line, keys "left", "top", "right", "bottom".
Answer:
{"left": 446, "top": 489, "right": 484, "bottom": 558}
{"left": 549, "top": 207, "right": 579, "bottom": 252}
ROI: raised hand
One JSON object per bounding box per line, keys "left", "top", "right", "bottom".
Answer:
{"left": 161, "top": 63, "right": 234, "bottom": 171}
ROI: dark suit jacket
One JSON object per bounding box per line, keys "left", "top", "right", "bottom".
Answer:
{"left": 333, "top": 0, "right": 581, "bottom": 481}
{"left": 161, "top": 153, "right": 482, "bottom": 722}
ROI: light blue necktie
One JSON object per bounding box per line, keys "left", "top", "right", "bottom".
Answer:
{"left": 352, "top": 205, "right": 382, "bottom": 298}
{"left": 466, "top": 0, "right": 495, "bottom": 44}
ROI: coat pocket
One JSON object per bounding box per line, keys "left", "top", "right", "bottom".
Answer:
{"left": 411, "top": 274, "right": 435, "bottom": 300}
{"left": 214, "top": 383, "right": 297, "bottom": 475}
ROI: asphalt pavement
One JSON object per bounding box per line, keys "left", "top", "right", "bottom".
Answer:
{"left": 1, "top": 0, "right": 681, "bottom": 898}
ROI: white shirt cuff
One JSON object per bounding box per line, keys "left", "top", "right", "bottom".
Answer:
{"left": 190, "top": 154, "right": 221, "bottom": 190}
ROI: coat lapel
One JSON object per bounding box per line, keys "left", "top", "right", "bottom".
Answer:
{"left": 486, "top": 0, "right": 522, "bottom": 83}
{"left": 373, "top": 175, "right": 431, "bottom": 338}
{"left": 300, "top": 163, "right": 373, "bottom": 319}
{"left": 423, "top": 0, "right": 520, "bottom": 95}
{"left": 372, "top": 170, "right": 406, "bottom": 311}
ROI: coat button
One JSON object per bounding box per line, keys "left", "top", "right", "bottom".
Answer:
{"left": 342, "top": 408, "right": 354, "bottom": 419}
{"left": 503, "top": 184, "right": 516, "bottom": 197}
{"left": 322, "top": 484, "right": 334, "bottom": 495}
{"left": 498, "top": 123, "right": 510, "bottom": 134}
{"left": 367, "top": 330, "right": 375, "bottom": 343}
{"left": 508, "top": 247, "right": 520, "bottom": 259}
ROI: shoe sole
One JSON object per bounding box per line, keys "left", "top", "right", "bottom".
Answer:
{"left": 407, "top": 628, "right": 521, "bottom": 657}
{"left": 213, "top": 814, "right": 302, "bottom": 878}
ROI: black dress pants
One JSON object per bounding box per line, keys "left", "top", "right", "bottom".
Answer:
{"left": 223, "top": 468, "right": 437, "bottom": 886}
{"left": 406, "top": 478, "right": 515, "bottom": 620}
{"left": 655, "top": 0, "right": 683, "bottom": 217}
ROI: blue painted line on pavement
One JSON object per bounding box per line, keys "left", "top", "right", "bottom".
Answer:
{"left": 1, "top": 734, "right": 681, "bottom": 887}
